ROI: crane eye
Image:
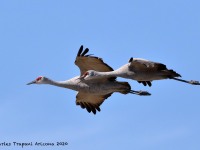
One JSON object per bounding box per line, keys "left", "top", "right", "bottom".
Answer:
{"left": 36, "top": 76, "right": 42, "bottom": 81}
{"left": 90, "top": 72, "right": 94, "bottom": 76}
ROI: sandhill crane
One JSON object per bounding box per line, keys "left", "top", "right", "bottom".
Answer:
{"left": 81, "top": 57, "right": 200, "bottom": 87}
{"left": 27, "top": 46, "right": 151, "bottom": 114}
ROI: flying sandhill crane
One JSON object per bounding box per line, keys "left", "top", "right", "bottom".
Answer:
{"left": 27, "top": 46, "right": 151, "bottom": 114}
{"left": 81, "top": 57, "right": 200, "bottom": 87}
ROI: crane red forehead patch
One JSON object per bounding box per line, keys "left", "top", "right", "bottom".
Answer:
{"left": 36, "top": 76, "right": 42, "bottom": 81}
{"left": 84, "top": 72, "right": 89, "bottom": 75}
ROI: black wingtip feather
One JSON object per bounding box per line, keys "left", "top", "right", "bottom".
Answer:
{"left": 138, "top": 81, "right": 152, "bottom": 87}
{"left": 95, "top": 106, "right": 101, "bottom": 112}
{"left": 85, "top": 107, "right": 92, "bottom": 113}
{"left": 129, "top": 57, "right": 133, "bottom": 62}
{"left": 80, "top": 102, "right": 86, "bottom": 109}
{"left": 77, "top": 45, "right": 84, "bottom": 56}
{"left": 77, "top": 101, "right": 100, "bottom": 115}
{"left": 81, "top": 48, "right": 89, "bottom": 56}
{"left": 88, "top": 103, "right": 96, "bottom": 114}
{"left": 147, "top": 81, "right": 152, "bottom": 87}
{"left": 142, "top": 82, "right": 147, "bottom": 86}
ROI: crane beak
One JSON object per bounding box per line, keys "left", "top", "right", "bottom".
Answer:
{"left": 27, "top": 80, "right": 36, "bottom": 85}
{"left": 80, "top": 73, "right": 88, "bottom": 79}
{"left": 80, "top": 74, "right": 86, "bottom": 79}
{"left": 76, "top": 75, "right": 86, "bottom": 80}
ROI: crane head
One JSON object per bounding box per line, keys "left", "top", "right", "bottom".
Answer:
{"left": 27, "top": 76, "right": 46, "bottom": 85}
{"left": 80, "top": 70, "right": 98, "bottom": 80}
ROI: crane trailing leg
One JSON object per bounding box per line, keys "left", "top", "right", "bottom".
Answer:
{"left": 118, "top": 82, "right": 151, "bottom": 96}
{"left": 171, "top": 77, "right": 200, "bottom": 85}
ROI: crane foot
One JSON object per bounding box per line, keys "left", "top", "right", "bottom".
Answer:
{"left": 189, "top": 80, "right": 200, "bottom": 85}
{"left": 137, "top": 90, "right": 151, "bottom": 96}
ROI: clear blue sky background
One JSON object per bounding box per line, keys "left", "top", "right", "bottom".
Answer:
{"left": 0, "top": 0, "right": 200, "bottom": 150}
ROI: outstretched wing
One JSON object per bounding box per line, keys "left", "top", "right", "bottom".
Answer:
{"left": 129, "top": 57, "right": 167, "bottom": 72}
{"left": 75, "top": 45, "right": 116, "bottom": 81}
{"left": 76, "top": 92, "right": 112, "bottom": 114}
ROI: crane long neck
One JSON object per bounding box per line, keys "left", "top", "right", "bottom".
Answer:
{"left": 45, "top": 78, "right": 79, "bottom": 91}
{"left": 95, "top": 70, "right": 122, "bottom": 78}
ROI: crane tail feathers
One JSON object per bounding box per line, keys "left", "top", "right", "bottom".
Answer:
{"left": 165, "top": 69, "right": 181, "bottom": 78}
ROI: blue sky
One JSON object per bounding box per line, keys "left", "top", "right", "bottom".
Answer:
{"left": 0, "top": 0, "right": 200, "bottom": 149}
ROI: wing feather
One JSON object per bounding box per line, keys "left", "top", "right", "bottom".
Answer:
{"left": 76, "top": 92, "right": 112, "bottom": 114}
{"left": 77, "top": 45, "right": 84, "bottom": 57}
{"left": 81, "top": 48, "right": 89, "bottom": 56}
{"left": 129, "top": 58, "right": 167, "bottom": 72}
{"left": 75, "top": 45, "right": 116, "bottom": 81}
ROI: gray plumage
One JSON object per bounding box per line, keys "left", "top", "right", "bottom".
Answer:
{"left": 27, "top": 46, "right": 150, "bottom": 114}
{"left": 82, "top": 57, "right": 200, "bottom": 86}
